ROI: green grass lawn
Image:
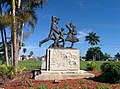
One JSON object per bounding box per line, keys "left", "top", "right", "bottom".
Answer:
{"left": 18, "top": 60, "right": 41, "bottom": 70}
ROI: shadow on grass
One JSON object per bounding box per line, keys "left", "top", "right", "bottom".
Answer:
{"left": 87, "top": 74, "right": 106, "bottom": 83}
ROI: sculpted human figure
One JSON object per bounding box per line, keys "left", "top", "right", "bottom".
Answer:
{"left": 66, "top": 21, "right": 79, "bottom": 48}
{"left": 59, "top": 28, "right": 67, "bottom": 47}
{"left": 39, "top": 16, "right": 60, "bottom": 47}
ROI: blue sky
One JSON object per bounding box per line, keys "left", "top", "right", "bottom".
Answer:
{"left": 22, "top": 0, "right": 120, "bottom": 57}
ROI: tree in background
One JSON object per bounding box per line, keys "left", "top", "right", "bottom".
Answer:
{"left": 85, "top": 32, "right": 100, "bottom": 61}
{"left": 22, "top": 48, "right": 27, "bottom": 54}
{"left": 104, "top": 53, "right": 112, "bottom": 60}
{"left": 86, "top": 48, "right": 93, "bottom": 61}
{"left": 29, "top": 51, "right": 33, "bottom": 57}
{"left": 85, "top": 32, "right": 100, "bottom": 48}
{"left": 115, "top": 53, "right": 120, "bottom": 61}
{"left": 22, "top": 43, "right": 26, "bottom": 54}
{"left": 86, "top": 47, "right": 105, "bottom": 61}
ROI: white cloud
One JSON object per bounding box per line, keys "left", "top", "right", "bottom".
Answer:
{"left": 77, "top": 29, "right": 92, "bottom": 44}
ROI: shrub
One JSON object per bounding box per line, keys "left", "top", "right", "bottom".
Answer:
{"left": 0, "top": 64, "right": 15, "bottom": 79}
{"left": 96, "top": 84, "right": 112, "bottom": 89}
{"left": 86, "top": 62, "right": 97, "bottom": 71}
{"left": 0, "top": 64, "right": 8, "bottom": 79}
{"left": 0, "top": 65, "right": 26, "bottom": 80}
{"left": 17, "top": 66, "right": 26, "bottom": 73}
{"left": 7, "top": 66, "right": 15, "bottom": 79}
{"left": 100, "top": 62, "right": 120, "bottom": 83}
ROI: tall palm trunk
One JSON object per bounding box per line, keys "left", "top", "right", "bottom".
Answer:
{"left": 1, "top": 29, "right": 5, "bottom": 64}
{"left": 18, "top": 23, "right": 24, "bottom": 60}
{"left": 3, "top": 28, "right": 9, "bottom": 66}
{"left": 11, "top": 38, "right": 13, "bottom": 66}
{"left": 0, "top": 28, "right": 9, "bottom": 66}
{"left": 16, "top": 0, "right": 22, "bottom": 62}
{"left": 92, "top": 44, "right": 95, "bottom": 61}
{"left": 12, "top": 0, "right": 18, "bottom": 71}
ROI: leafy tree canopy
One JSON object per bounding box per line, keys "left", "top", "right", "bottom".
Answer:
{"left": 86, "top": 47, "right": 106, "bottom": 61}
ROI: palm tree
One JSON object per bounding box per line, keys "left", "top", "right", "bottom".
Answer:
{"left": 104, "top": 53, "right": 111, "bottom": 61}
{"left": 0, "top": 0, "right": 47, "bottom": 70}
{"left": 85, "top": 32, "right": 100, "bottom": 61}
{"left": 85, "top": 32, "right": 100, "bottom": 48}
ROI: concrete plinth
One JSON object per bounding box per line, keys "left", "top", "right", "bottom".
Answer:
{"left": 35, "top": 70, "right": 95, "bottom": 80}
{"left": 35, "top": 48, "right": 95, "bottom": 80}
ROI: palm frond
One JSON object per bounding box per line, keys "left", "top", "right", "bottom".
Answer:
{"left": 85, "top": 32, "right": 100, "bottom": 47}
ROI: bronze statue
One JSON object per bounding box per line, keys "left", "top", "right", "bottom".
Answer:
{"left": 66, "top": 21, "right": 79, "bottom": 48}
{"left": 39, "top": 16, "right": 60, "bottom": 47}
{"left": 39, "top": 16, "right": 79, "bottom": 48}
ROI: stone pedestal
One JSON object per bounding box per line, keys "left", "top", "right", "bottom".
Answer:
{"left": 35, "top": 48, "right": 95, "bottom": 80}
{"left": 46, "top": 48, "right": 80, "bottom": 71}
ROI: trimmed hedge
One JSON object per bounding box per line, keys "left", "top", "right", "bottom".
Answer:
{"left": 100, "top": 62, "right": 120, "bottom": 83}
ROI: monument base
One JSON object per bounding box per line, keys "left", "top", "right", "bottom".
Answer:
{"left": 36, "top": 48, "right": 95, "bottom": 80}
{"left": 35, "top": 70, "right": 95, "bottom": 80}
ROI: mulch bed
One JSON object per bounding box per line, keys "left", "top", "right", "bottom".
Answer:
{"left": 0, "top": 70, "right": 120, "bottom": 89}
